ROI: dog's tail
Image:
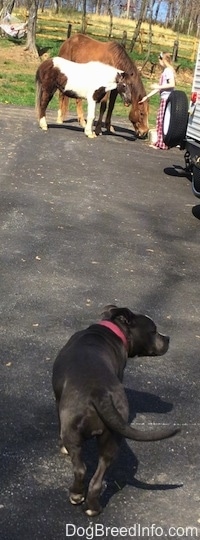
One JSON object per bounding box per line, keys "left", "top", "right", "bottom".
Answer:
{"left": 92, "top": 393, "right": 179, "bottom": 441}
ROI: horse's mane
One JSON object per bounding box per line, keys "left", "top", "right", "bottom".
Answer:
{"left": 109, "top": 42, "right": 137, "bottom": 73}
{"left": 109, "top": 42, "right": 145, "bottom": 95}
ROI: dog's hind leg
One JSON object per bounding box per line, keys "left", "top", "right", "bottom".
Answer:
{"left": 55, "top": 400, "right": 69, "bottom": 454}
{"left": 85, "top": 431, "right": 119, "bottom": 516}
{"left": 69, "top": 446, "right": 86, "bottom": 505}
{"left": 63, "top": 431, "right": 86, "bottom": 505}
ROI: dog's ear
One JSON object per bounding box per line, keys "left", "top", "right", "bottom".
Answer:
{"left": 101, "top": 305, "right": 134, "bottom": 325}
{"left": 101, "top": 304, "right": 118, "bottom": 319}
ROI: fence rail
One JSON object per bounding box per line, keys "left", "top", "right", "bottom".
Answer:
{"left": 37, "top": 12, "right": 199, "bottom": 64}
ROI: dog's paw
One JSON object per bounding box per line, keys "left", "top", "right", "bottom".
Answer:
{"left": 85, "top": 508, "right": 101, "bottom": 516}
{"left": 84, "top": 502, "right": 102, "bottom": 516}
{"left": 69, "top": 493, "right": 85, "bottom": 505}
{"left": 60, "top": 445, "right": 68, "bottom": 455}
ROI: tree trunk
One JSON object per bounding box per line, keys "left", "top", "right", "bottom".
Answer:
{"left": 129, "top": 0, "right": 148, "bottom": 52}
{"left": 107, "top": 0, "right": 113, "bottom": 39}
{"left": 24, "top": 0, "right": 39, "bottom": 58}
{"left": 153, "top": 0, "right": 161, "bottom": 22}
{"left": 141, "top": 2, "right": 153, "bottom": 70}
{"left": 81, "top": 0, "right": 87, "bottom": 33}
{"left": 0, "top": 0, "right": 15, "bottom": 19}
{"left": 95, "top": 0, "right": 102, "bottom": 15}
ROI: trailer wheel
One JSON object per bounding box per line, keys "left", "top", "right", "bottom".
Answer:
{"left": 163, "top": 90, "right": 188, "bottom": 147}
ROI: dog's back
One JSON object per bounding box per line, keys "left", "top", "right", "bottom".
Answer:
{"left": 52, "top": 324, "right": 124, "bottom": 402}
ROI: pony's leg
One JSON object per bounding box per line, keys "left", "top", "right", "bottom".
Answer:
{"left": 105, "top": 89, "right": 118, "bottom": 133}
{"left": 39, "top": 89, "right": 54, "bottom": 131}
{"left": 95, "top": 96, "right": 107, "bottom": 136}
{"left": 57, "top": 92, "right": 69, "bottom": 124}
{"left": 84, "top": 98, "right": 96, "bottom": 138}
{"left": 76, "top": 99, "right": 86, "bottom": 127}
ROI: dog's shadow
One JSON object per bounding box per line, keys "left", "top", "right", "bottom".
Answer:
{"left": 82, "top": 388, "right": 181, "bottom": 510}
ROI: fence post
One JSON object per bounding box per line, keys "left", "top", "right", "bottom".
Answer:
{"left": 172, "top": 39, "right": 179, "bottom": 62}
{"left": 67, "top": 23, "right": 72, "bottom": 38}
{"left": 121, "top": 30, "right": 127, "bottom": 48}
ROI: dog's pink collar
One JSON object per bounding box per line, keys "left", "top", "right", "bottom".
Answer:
{"left": 99, "top": 320, "right": 128, "bottom": 349}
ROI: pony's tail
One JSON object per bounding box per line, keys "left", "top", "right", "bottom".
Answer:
{"left": 35, "top": 69, "right": 42, "bottom": 120}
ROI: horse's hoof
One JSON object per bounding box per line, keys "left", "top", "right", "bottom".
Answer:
{"left": 57, "top": 118, "right": 63, "bottom": 125}
{"left": 78, "top": 118, "right": 86, "bottom": 128}
{"left": 105, "top": 125, "right": 115, "bottom": 133}
{"left": 95, "top": 126, "right": 102, "bottom": 136}
{"left": 86, "top": 132, "right": 97, "bottom": 139}
{"left": 39, "top": 118, "right": 48, "bottom": 131}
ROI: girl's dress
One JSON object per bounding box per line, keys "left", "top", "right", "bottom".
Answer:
{"left": 155, "top": 67, "right": 174, "bottom": 149}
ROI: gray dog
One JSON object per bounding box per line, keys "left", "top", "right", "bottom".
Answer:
{"left": 52, "top": 305, "right": 179, "bottom": 516}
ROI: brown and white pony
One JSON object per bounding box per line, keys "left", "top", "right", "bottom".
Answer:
{"left": 58, "top": 33, "right": 149, "bottom": 138}
{"left": 35, "top": 57, "right": 132, "bottom": 137}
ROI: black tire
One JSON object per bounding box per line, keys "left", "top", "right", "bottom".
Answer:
{"left": 163, "top": 90, "right": 188, "bottom": 148}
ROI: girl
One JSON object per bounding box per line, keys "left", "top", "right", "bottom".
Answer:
{"left": 141, "top": 52, "right": 175, "bottom": 149}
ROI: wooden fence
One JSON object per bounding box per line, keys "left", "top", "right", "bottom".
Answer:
{"left": 37, "top": 12, "right": 199, "bottom": 64}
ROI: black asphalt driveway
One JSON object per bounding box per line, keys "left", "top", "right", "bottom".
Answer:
{"left": 1, "top": 105, "right": 200, "bottom": 540}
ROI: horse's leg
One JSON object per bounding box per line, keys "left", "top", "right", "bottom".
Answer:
{"left": 57, "top": 92, "right": 69, "bottom": 124}
{"left": 76, "top": 98, "right": 86, "bottom": 128}
{"left": 38, "top": 87, "right": 54, "bottom": 131}
{"left": 105, "top": 88, "right": 118, "bottom": 133}
{"left": 84, "top": 98, "right": 96, "bottom": 138}
{"left": 95, "top": 96, "right": 107, "bottom": 136}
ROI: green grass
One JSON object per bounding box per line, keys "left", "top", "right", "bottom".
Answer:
{"left": 0, "top": 70, "right": 35, "bottom": 106}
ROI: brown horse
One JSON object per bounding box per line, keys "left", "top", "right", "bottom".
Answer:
{"left": 58, "top": 33, "right": 149, "bottom": 138}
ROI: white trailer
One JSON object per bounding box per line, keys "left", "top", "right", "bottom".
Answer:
{"left": 163, "top": 42, "right": 200, "bottom": 197}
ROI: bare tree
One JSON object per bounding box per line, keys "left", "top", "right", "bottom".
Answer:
{"left": 95, "top": 0, "right": 102, "bottom": 14}
{"left": 81, "top": 0, "right": 87, "bottom": 32}
{"left": 107, "top": 0, "right": 113, "bottom": 38}
{"left": 24, "top": 0, "right": 39, "bottom": 57}
{"left": 153, "top": 0, "right": 162, "bottom": 22}
{"left": 0, "top": 0, "right": 15, "bottom": 19}
{"left": 141, "top": 0, "right": 153, "bottom": 69}
{"left": 54, "top": 0, "right": 62, "bottom": 14}
{"left": 129, "top": 0, "right": 148, "bottom": 51}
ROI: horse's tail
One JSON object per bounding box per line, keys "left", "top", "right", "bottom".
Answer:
{"left": 35, "top": 69, "right": 41, "bottom": 120}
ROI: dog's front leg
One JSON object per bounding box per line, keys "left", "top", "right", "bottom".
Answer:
{"left": 84, "top": 98, "right": 96, "bottom": 138}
